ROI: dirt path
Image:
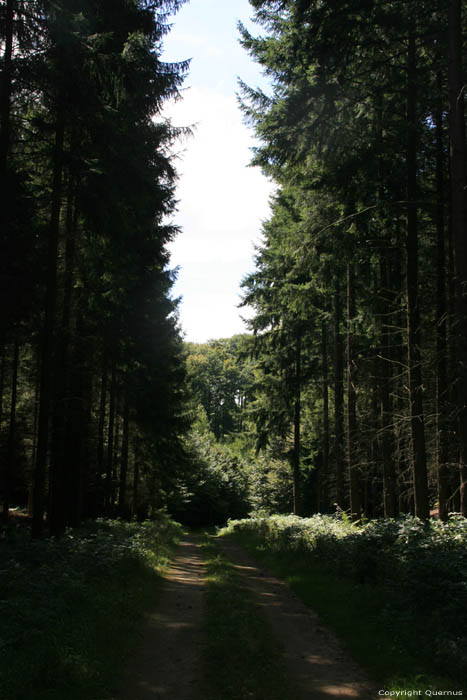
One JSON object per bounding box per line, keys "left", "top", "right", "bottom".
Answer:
{"left": 215, "top": 536, "right": 377, "bottom": 700}
{"left": 114, "top": 533, "right": 377, "bottom": 700}
{"left": 116, "top": 535, "right": 206, "bottom": 700}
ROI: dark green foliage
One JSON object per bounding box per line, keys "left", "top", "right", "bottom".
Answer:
{"left": 0, "top": 0, "right": 191, "bottom": 530}
{"left": 171, "top": 430, "right": 251, "bottom": 526}
{"left": 0, "top": 516, "right": 182, "bottom": 700}
{"left": 225, "top": 514, "right": 467, "bottom": 687}
{"left": 237, "top": 0, "right": 467, "bottom": 518}
{"left": 180, "top": 336, "right": 300, "bottom": 523}
{"left": 185, "top": 336, "right": 254, "bottom": 440}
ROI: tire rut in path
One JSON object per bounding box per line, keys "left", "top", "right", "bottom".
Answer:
{"left": 215, "top": 535, "right": 377, "bottom": 700}
{"left": 116, "top": 535, "right": 205, "bottom": 700}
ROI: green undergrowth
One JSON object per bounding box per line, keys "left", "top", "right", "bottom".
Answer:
{"left": 200, "top": 533, "right": 297, "bottom": 700}
{"left": 221, "top": 515, "right": 467, "bottom": 695}
{"left": 0, "top": 515, "right": 182, "bottom": 700}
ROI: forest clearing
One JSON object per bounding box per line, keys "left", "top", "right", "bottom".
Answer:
{"left": 1, "top": 0, "right": 467, "bottom": 698}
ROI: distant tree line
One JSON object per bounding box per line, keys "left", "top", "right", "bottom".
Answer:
{"left": 182, "top": 336, "right": 295, "bottom": 524}
{"left": 239, "top": 0, "right": 467, "bottom": 520}
{"left": 0, "top": 0, "right": 189, "bottom": 536}
{"left": 185, "top": 337, "right": 254, "bottom": 440}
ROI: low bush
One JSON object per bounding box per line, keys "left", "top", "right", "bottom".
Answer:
{"left": 222, "top": 514, "right": 467, "bottom": 684}
{"left": 0, "top": 515, "right": 182, "bottom": 700}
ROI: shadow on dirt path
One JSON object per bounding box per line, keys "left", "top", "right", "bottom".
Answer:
{"left": 214, "top": 535, "right": 377, "bottom": 700}
{"left": 116, "top": 535, "right": 205, "bottom": 700}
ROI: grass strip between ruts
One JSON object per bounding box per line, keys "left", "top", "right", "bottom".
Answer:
{"left": 200, "top": 532, "right": 297, "bottom": 700}
{"left": 228, "top": 529, "right": 466, "bottom": 696}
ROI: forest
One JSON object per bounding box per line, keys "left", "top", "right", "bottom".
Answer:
{"left": 1, "top": 0, "right": 467, "bottom": 698}
{"left": 2, "top": 0, "right": 467, "bottom": 530}
{"left": 1, "top": 0, "right": 191, "bottom": 537}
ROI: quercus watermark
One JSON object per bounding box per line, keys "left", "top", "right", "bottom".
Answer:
{"left": 378, "top": 691, "right": 463, "bottom": 697}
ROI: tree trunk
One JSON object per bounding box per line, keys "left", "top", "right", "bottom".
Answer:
{"left": 368, "top": 352, "right": 379, "bottom": 519}
{"left": 321, "top": 320, "right": 330, "bottom": 511}
{"left": 448, "top": 0, "right": 467, "bottom": 515}
{"left": 392, "top": 227, "right": 411, "bottom": 514}
{"left": 406, "top": 28, "right": 429, "bottom": 520}
{"left": 435, "top": 80, "right": 449, "bottom": 520}
{"left": 447, "top": 173, "right": 459, "bottom": 511}
{"left": 49, "top": 172, "right": 77, "bottom": 536}
{"left": 96, "top": 354, "right": 108, "bottom": 512}
{"left": 3, "top": 329, "right": 19, "bottom": 521}
{"left": 32, "top": 113, "right": 65, "bottom": 538}
{"left": 334, "top": 277, "right": 345, "bottom": 509}
{"left": 65, "top": 308, "right": 87, "bottom": 528}
{"left": 346, "top": 263, "right": 361, "bottom": 521}
{"left": 380, "top": 257, "right": 397, "bottom": 518}
{"left": 29, "top": 350, "right": 41, "bottom": 516}
{"left": 132, "top": 438, "right": 140, "bottom": 520}
{"left": 105, "top": 363, "right": 116, "bottom": 515}
{"left": 0, "top": 336, "right": 5, "bottom": 516}
{"left": 0, "top": 0, "right": 14, "bottom": 179}
{"left": 291, "top": 329, "right": 301, "bottom": 515}
{"left": 374, "top": 91, "right": 397, "bottom": 519}
{"left": 119, "top": 389, "right": 130, "bottom": 518}
{"left": 0, "top": 337, "right": 5, "bottom": 433}
{"left": 112, "top": 400, "right": 121, "bottom": 507}
{"left": 79, "top": 338, "right": 94, "bottom": 521}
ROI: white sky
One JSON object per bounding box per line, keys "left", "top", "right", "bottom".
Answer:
{"left": 162, "top": 0, "right": 274, "bottom": 343}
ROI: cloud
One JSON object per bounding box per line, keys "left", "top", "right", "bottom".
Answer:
{"left": 164, "top": 85, "right": 274, "bottom": 342}
{"left": 164, "top": 31, "right": 223, "bottom": 58}
{"left": 166, "top": 86, "right": 273, "bottom": 258}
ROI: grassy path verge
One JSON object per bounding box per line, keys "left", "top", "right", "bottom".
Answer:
{"left": 229, "top": 529, "right": 466, "bottom": 696}
{"left": 200, "top": 533, "right": 296, "bottom": 700}
{"left": 0, "top": 518, "right": 182, "bottom": 700}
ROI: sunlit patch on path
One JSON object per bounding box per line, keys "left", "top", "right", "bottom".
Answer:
{"left": 117, "top": 536, "right": 206, "bottom": 700}
{"left": 215, "top": 536, "right": 376, "bottom": 700}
